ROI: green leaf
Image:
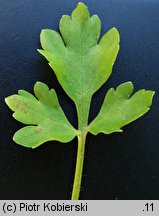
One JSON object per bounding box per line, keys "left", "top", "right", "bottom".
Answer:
{"left": 5, "top": 82, "right": 76, "bottom": 148}
{"left": 89, "top": 82, "right": 155, "bottom": 135}
{"left": 38, "top": 2, "right": 119, "bottom": 129}
{"left": 5, "top": 2, "right": 155, "bottom": 200}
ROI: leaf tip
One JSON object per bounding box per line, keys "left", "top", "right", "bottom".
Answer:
{"left": 35, "top": 81, "right": 43, "bottom": 85}
{"left": 12, "top": 135, "right": 16, "bottom": 142}
{"left": 125, "top": 81, "right": 134, "bottom": 90}
{"left": 145, "top": 90, "right": 155, "bottom": 108}
{"left": 77, "top": 2, "right": 87, "bottom": 8}
{"left": 116, "top": 81, "right": 134, "bottom": 98}
{"left": 5, "top": 96, "right": 14, "bottom": 110}
{"left": 40, "top": 29, "right": 47, "bottom": 34}
{"left": 13, "top": 132, "right": 21, "bottom": 147}
{"left": 34, "top": 81, "right": 48, "bottom": 95}
{"left": 37, "top": 49, "right": 47, "bottom": 58}
{"left": 152, "top": 90, "right": 155, "bottom": 96}
{"left": 111, "top": 27, "right": 120, "bottom": 42}
{"left": 40, "top": 29, "right": 46, "bottom": 38}
{"left": 72, "top": 2, "right": 90, "bottom": 19}
{"left": 4, "top": 97, "right": 9, "bottom": 105}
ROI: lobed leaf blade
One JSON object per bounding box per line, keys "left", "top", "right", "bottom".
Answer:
{"left": 38, "top": 2, "right": 119, "bottom": 105}
{"left": 5, "top": 82, "right": 76, "bottom": 148}
{"left": 89, "top": 82, "right": 155, "bottom": 135}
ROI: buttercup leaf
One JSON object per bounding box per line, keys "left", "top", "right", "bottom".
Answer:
{"left": 38, "top": 2, "right": 119, "bottom": 128}
{"left": 5, "top": 2, "right": 154, "bottom": 200}
{"left": 89, "top": 82, "right": 154, "bottom": 135}
{"left": 5, "top": 82, "right": 76, "bottom": 148}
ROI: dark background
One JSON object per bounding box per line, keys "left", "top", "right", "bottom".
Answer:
{"left": 0, "top": 0, "right": 159, "bottom": 200}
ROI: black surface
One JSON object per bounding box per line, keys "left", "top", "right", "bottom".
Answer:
{"left": 0, "top": 0, "right": 159, "bottom": 200}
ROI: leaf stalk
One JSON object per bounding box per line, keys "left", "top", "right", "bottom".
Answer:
{"left": 71, "top": 131, "right": 87, "bottom": 200}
